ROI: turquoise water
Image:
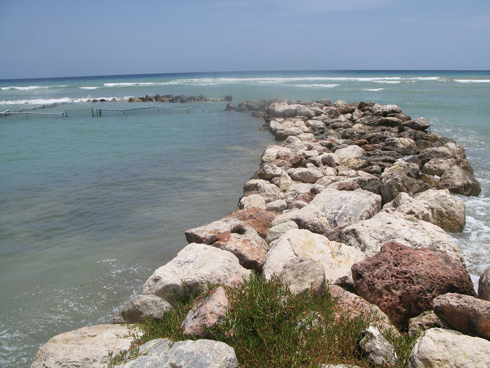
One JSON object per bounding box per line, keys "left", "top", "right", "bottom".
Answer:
{"left": 1, "top": 70, "right": 490, "bottom": 367}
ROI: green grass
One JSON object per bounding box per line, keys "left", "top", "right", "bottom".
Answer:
{"left": 111, "top": 275, "right": 418, "bottom": 367}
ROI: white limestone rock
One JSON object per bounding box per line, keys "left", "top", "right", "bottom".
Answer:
{"left": 142, "top": 243, "right": 251, "bottom": 305}
{"left": 408, "top": 328, "right": 490, "bottom": 368}
{"left": 339, "top": 211, "right": 465, "bottom": 263}
{"left": 30, "top": 324, "right": 142, "bottom": 368}
{"left": 262, "top": 229, "right": 365, "bottom": 285}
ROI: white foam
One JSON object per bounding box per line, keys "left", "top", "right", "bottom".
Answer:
{"left": 291, "top": 84, "right": 339, "bottom": 88}
{"left": 1, "top": 85, "right": 68, "bottom": 91}
{"left": 0, "top": 96, "right": 125, "bottom": 105}
{"left": 80, "top": 86, "right": 100, "bottom": 90}
{"left": 364, "top": 88, "right": 384, "bottom": 91}
{"left": 455, "top": 79, "right": 490, "bottom": 83}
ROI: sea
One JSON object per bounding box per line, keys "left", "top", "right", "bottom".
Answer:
{"left": 1, "top": 70, "right": 490, "bottom": 367}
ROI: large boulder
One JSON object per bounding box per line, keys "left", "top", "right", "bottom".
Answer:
{"left": 181, "top": 286, "right": 230, "bottom": 338}
{"left": 279, "top": 257, "right": 326, "bottom": 296}
{"left": 117, "top": 295, "right": 172, "bottom": 324}
{"left": 271, "top": 203, "right": 331, "bottom": 234}
{"left": 351, "top": 242, "right": 476, "bottom": 327}
{"left": 438, "top": 164, "right": 481, "bottom": 196}
{"left": 413, "top": 189, "right": 466, "bottom": 232}
{"left": 334, "top": 145, "right": 366, "bottom": 160}
{"left": 339, "top": 211, "right": 465, "bottom": 263}
{"left": 115, "top": 339, "right": 238, "bottom": 368}
{"left": 408, "top": 328, "right": 490, "bottom": 368}
{"left": 379, "top": 171, "right": 431, "bottom": 204}
{"left": 226, "top": 207, "right": 278, "bottom": 239}
{"left": 142, "top": 243, "right": 251, "bottom": 305}
{"left": 31, "top": 324, "right": 142, "bottom": 368}
{"left": 185, "top": 218, "right": 269, "bottom": 272}
{"left": 433, "top": 293, "right": 490, "bottom": 340}
{"left": 310, "top": 188, "right": 382, "bottom": 229}
{"left": 263, "top": 229, "right": 365, "bottom": 286}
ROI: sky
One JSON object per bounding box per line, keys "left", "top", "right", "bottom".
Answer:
{"left": 0, "top": 0, "right": 489, "bottom": 79}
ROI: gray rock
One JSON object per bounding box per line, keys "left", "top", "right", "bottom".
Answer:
{"left": 265, "top": 199, "right": 288, "bottom": 213}
{"left": 359, "top": 326, "right": 397, "bottom": 366}
{"left": 289, "top": 167, "right": 324, "bottom": 183}
{"left": 479, "top": 265, "right": 490, "bottom": 300}
{"left": 263, "top": 229, "right": 365, "bottom": 285}
{"left": 382, "top": 192, "right": 433, "bottom": 223}
{"left": 339, "top": 212, "right": 465, "bottom": 263}
{"left": 118, "top": 295, "right": 172, "bottom": 324}
{"left": 421, "top": 157, "right": 457, "bottom": 177}
{"left": 408, "top": 311, "right": 445, "bottom": 338}
{"left": 379, "top": 171, "right": 431, "bottom": 204}
{"left": 373, "top": 104, "right": 403, "bottom": 116}
{"left": 266, "top": 220, "right": 299, "bottom": 243}
{"left": 408, "top": 328, "right": 490, "bottom": 368}
{"left": 238, "top": 194, "right": 266, "bottom": 210}
{"left": 279, "top": 257, "right": 325, "bottom": 296}
{"left": 321, "top": 153, "right": 341, "bottom": 167}
{"left": 31, "top": 324, "right": 142, "bottom": 368}
{"left": 414, "top": 189, "right": 466, "bottom": 232}
{"left": 142, "top": 243, "right": 251, "bottom": 305}
{"left": 334, "top": 145, "right": 366, "bottom": 160}
{"left": 438, "top": 164, "right": 481, "bottom": 196}
{"left": 271, "top": 203, "right": 331, "bottom": 234}
{"left": 115, "top": 339, "right": 238, "bottom": 368}
{"left": 310, "top": 188, "right": 382, "bottom": 229}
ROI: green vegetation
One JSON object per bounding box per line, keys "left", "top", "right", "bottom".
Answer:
{"left": 110, "top": 275, "right": 418, "bottom": 367}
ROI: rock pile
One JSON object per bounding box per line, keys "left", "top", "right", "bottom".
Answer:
{"left": 31, "top": 98, "right": 490, "bottom": 368}
{"left": 128, "top": 94, "right": 232, "bottom": 103}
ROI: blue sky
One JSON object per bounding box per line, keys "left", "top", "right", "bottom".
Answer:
{"left": 1, "top": 0, "right": 489, "bottom": 79}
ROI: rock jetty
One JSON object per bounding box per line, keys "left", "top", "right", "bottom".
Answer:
{"left": 31, "top": 98, "right": 490, "bottom": 368}
{"left": 127, "top": 94, "right": 233, "bottom": 103}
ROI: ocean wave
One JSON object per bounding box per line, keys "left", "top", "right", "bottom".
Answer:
{"left": 290, "top": 83, "right": 339, "bottom": 88}
{"left": 364, "top": 88, "right": 384, "bottom": 91}
{"left": 455, "top": 79, "right": 490, "bottom": 83}
{"left": 0, "top": 96, "right": 126, "bottom": 105}
{"left": 79, "top": 86, "right": 100, "bottom": 90}
{"left": 1, "top": 85, "right": 68, "bottom": 91}
{"left": 103, "top": 82, "right": 168, "bottom": 88}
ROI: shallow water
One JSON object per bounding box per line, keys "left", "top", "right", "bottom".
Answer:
{"left": 1, "top": 70, "right": 490, "bottom": 367}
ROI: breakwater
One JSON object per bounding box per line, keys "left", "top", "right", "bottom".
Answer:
{"left": 30, "top": 98, "right": 490, "bottom": 367}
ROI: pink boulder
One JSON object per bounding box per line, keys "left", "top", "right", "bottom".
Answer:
{"left": 351, "top": 241, "right": 476, "bottom": 327}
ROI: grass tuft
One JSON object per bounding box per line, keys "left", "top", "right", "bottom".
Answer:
{"left": 110, "top": 274, "right": 418, "bottom": 367}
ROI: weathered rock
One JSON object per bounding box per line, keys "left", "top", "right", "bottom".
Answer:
{"left": 414, "top": 189, "right": 466, "bottom": 232}
{"left": 115, "top": 339, "right": 238, "bottom": 368}
{"left": 271, "top": 203, "right": 331, "bottom": 234}
{"left": 408, "top": 311, "right": 446, "bottom": 338}
{"left": 384, "top": 137, "right": 418, "bottom": 155}
{"left": 142, "top": 243, "right": 251, "bottom": 305}
{"left": 359, "top": 326, "right": 398, "bottom": 366}
{"left": 334, "top": 145, "right": 366, "bottom": 160}
{"left": 238, "top": 194, "right": 266, "bottom": 210}
{"left": 243, "top": 179, "right": 283, "bottom": 200}
{"left": 408, "top": 328, "right": 490, "bottom": 368}
{"left": 352, "top": 242, "right": 475, "bottom": 327}
{"left": 261, "top": 145, "right": 292, "bottom": 164}
{"left": 181, "top": 286, "right": 230, "bottom": 338}
{"left": 340, "top": 212, "right": 465, "bottom": 263}
{"left": 271, "top": 172, "right": 294, "bottom": 191}
{"left": 479, "top": 265, "right": 490, "bottom": 300}
{"left": 117, "top": 295, "right": 172, "bottom": 324}
{"left": 310, "top": 188, "right": 382, "bottom": 229}
{"left": 373, "top": 104, "right": 402, "bottom": 116}
{"left": 185, "top": 218, "right": 269, "bottom": 271}
{"left": 321, "top": 152, "right": 342, "bottom": 166}
{"left": 433, "top": 293, "right": 490, "bottom": 340}
{"left": 438, "top": 164, "right": 481, "bottom": 196}
{"left": 253, "top": 163, "right": 284, "bottom": 180}
{"left": 279, "top": 257, "right": 326, "bottom": 296}
{"left": 226, "top": 207, "right": 278, "bottom": 239}
{"left": 31, "top": 324, "right": 142, "bottom": 368}
{"left": 382, "top": 161, "right": 420, "bottom": 179}
{"left": 421, "top": 157, "right": 457, "bottom": 176}
{"left": 382, "top": 192, "right": 433, "bottom": 223}
{"left": 266, "top": 221, "right": 299, "bottom": 243}
{"left": 379, "top": 171, "right": 431, "bottom": 204}
{"left": 263, "top": 229, "right": 365, "bottom": 286}
{"left": 265, "top": 199, "right": 288, "bottom": 213}
{"left": 401, "top": 117, "right": 431, "bottom": 131}
{"left": 328, "top": 285, "right": 396, "bottom": 334}
{"left": 289, "top": 167, "right": 324, "bottom": 183}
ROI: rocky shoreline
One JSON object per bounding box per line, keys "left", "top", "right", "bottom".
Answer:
{"left": 31, "top": 98, "right": 490, "bottom": 368}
